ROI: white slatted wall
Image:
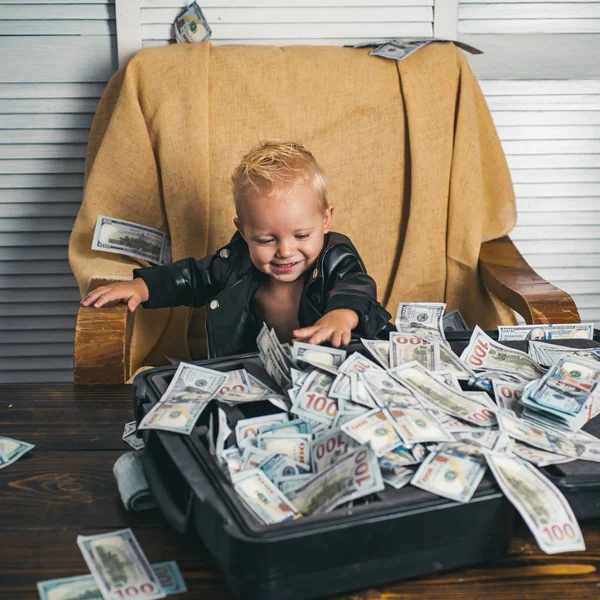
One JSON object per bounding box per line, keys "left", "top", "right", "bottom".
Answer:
{"left": 0, "top": 0, "right": 598, "bottom": 382}
{"left": 0, "top": 1, "right": 116, "bottom": 383}
{"left": 481, "top": 79, "right": 600, "bottom": 323}
{"left": 141, "top": 0, "right": 434, "bottom": 48}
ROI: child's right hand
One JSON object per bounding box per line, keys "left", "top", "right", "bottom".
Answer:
{"left": 80, "top": 278, "right": 150, "bottom": 313}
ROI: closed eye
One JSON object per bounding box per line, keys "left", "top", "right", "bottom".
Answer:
{"left": 257, "top": 238, "right": 274, "bottom": 245}
{"left": 295, "top": 233, "right": 310, "bottom": 240}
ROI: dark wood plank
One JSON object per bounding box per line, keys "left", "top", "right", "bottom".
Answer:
{"left": 3, "top": 525, "right": 600, "bottom": 600}
{"left": 0, "top": 450, "right": 161, "bottom": 529}
{"left": 0, "top": 528, "right": 230, "bottom": 600}
{"left": 0, "top": 384, "right": 132, "bottom": 450}
{"left": 480, "top": 236, "right": 581, "bottom": 325}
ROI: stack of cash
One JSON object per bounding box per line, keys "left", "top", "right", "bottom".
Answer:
{"left": 38, "top": 529, "right": 186, "bottom": 599}
{"left": 135, "top": 303, "right": 599, "bottom": 555}
{"left": 529, "top": 340, "right": 600, "bottom": 368}
{"left": 520, "top": 356, "right": 600, "bottom": 432}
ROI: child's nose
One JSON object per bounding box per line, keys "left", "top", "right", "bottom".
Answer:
{"left": 277, "top": 241, "right": 295, "bottom": 258}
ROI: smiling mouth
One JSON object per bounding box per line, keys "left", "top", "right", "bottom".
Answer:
{"left": 272, "top": 261, "right": 300, "bottom": 268}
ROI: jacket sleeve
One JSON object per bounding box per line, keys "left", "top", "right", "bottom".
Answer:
{"left": 133, "top": 253, "right": 224, "bottom": 309}
{"left": 324, "top": 252, "right": 392, "bottom": 338}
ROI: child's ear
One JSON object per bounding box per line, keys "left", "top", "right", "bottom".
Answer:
{"left": 234, "top": 217, "right": 247, "bottom": 241}
{"left": 323, "top": 206, "right": 334, "bottom": 233}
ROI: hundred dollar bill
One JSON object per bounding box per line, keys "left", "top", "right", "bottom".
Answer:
{"left": 241, "top": 446, "right": 275, "bottom": 471}
{"left": 389, "top": 332, "right": 440, "bottom": 369}
{"left": 520, "top": 356, "right": 600, "bottom": 432}
{"left": 485, "top": 452, "right": 585, "bottom": 554}
{"left": 438, "top": 343, "right": 476, "bottom": 380}
{"left": 278, "top": 473, "right": 313, "bottom": 495}
{"left": 492, "top": 380, "right": 524, "bottom": 414}
{"left": 379, "top": 448, "right": 420, "bottom": 472}
{"left": 293, "top": 370, "right": 338, "bottom": 425}
{"left": 257, "top": 434, "right": 312, "bottom": 469}
{"left": 333, "top": 444, "right": 384, "bottom": 506}
{"left": 159, "top": 363, "right": 227, "bottom": 406}
{"left": 451, "top": 429, "right": 500, "bottom": 451}
{"left": 123, "top": 421, "right": 144, "bottom": 451}
{"left": 511, "top": 440, "right": 574, "bottom": 468}
{"left": 215, "top": 407, "right": 231, "bottom": 462}
{"left": 370, "top": 39, "right": 433, "bottom": 61}
{"left": 341, "top": 408, "right": 404, "bottom": 457}
{"left": 360, "top": 370, "right": 421, "bottom": 409}
{"left": 360, "top": 338, "right": 390, "bottom": 368}
{"left": 37, "top": 561, "right": 186, "bottom": 600}
{"left": 222, "top": 447, "right": 244, "bottom": 476}
{"left": 0, "top": 435, "right": 34, "bottom": 469}
{"left": 570, "top": 429, "right": 600, "bottom": 463}
{"left": 311, "top": 427, "right": 353, "bottom": 472}
{"left": 232, "top": 468, "right": 298, "bottom": 524}
{"left": 395, "top": 302, "right": 447, "bottom": 344}
{"left": 265, "top": 347, "right": 292, "bottom": 390}
{"left": 174, "top": 1, "right": 212, "bottom": 43}
{"left": 329, "top": 352, "right": 384, "bottom": 401}
{"left": 496, "top": 409, "right": 579, "bottom": 458}
{"left": 92, "top": 215, "right": 171, "bottom": 265}
{"left": 411, "top": 447, "right": 486, "bottom": 503}
{"left": 77, "top": 529, "right": 165, "bottom": 600}
{"left": 349, "top": 372, "right": 378, "bottom": 408}
{"left": 218, "top": 369, "right": 251, "bottom": 398}
{"left": 461, "top": 326, "right": 545, "bottom": 381}
{"left": 292, "top": 341, "right": 347, "bottom": 374}
{"left": 389, "top": 362, "right": 497, "bottom": 427}
{"left": 220, "top": 373, "right": 283, "bottom": 405}
{"left": 443, "top": 309, "right": 468, "bottom": 332}
{"left": 258, "top": 453, "right": 308, "bottom": 482}
{"left": 235, "top": 413, "right": 289, "bottom": 446}
{"left": 498, "top": 323, "right": 594, "bottom": 342}
{"left": 288, "top": 448, "right": 360, "bottom": 515}
{"left": 528, "top": 341, "right": 582, "bottom": 368}
{"left": 383, "top": 466, "right": 414, "bottom": 489}
{"left": 388, "top": 405, "right": 454, "bottom": 445}
{"left": 259, "top": 418, "right": 312, "bottom": 437}
{"left": 138, "top": 399, "right": 208, "bottom": 436}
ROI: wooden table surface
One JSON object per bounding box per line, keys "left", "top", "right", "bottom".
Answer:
{"left": 2, "top": 384, "right": 600, "bottom": 600}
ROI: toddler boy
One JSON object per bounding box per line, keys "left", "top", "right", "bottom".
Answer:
{"left": 82, "top": 140, "right": 391, "bottom": 357}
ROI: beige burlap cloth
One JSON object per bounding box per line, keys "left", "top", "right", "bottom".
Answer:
{"left": 69, "top": 41, "right": 517, "bottom": 377}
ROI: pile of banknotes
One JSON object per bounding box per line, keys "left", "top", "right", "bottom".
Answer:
{"left": 133, "top": 302, "right": 599, "bottom": 555}
{"left": 37, "top": 529, "right": 186, "bottom": 600}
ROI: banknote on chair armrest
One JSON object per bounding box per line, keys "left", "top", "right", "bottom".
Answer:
{"left": 479, "top": 236, "right": 581, "bottom": 326}
{"left": 74, "top": 278, "right": 133, "bottom": 384}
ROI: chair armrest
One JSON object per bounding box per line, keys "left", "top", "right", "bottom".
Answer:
{"left": 74, "top": 279, "right": 133, "bottom": 384}
{"left": 479, "top": 236, "right": 581, "bottom": 325}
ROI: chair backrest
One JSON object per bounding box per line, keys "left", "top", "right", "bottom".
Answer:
{"left": 71, "top": 41, "right": 516, "bottom": 372}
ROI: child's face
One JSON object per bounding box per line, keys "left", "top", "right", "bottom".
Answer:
{"left": 235, "top": 182, "right": 333, "bottom": 283}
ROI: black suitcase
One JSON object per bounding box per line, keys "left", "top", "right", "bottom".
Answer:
{"left": 446, "top": 328, "right": 600, "bottom": 521}
{"left": 133, "top": 341, "right": 514, "bottom": 600}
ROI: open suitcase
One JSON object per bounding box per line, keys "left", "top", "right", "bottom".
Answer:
{"left": 133, "top": 332, "right": 600, "bottom": 600}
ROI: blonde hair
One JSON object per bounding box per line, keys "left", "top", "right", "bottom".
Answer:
{"left": 231, "top": 140, "right": 328, "bottom": 214}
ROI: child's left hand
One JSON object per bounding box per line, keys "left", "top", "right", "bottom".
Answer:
{"left": 293, "top": 309, "right": 359, "bottom": 348}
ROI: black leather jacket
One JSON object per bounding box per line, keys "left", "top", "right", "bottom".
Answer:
{"left": 133, "top": 231, "right": 392, "bottom": 358}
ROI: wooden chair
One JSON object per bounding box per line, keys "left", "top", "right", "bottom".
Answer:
{"left": 73, "top": 235, "right": 580, "bottom": 384}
